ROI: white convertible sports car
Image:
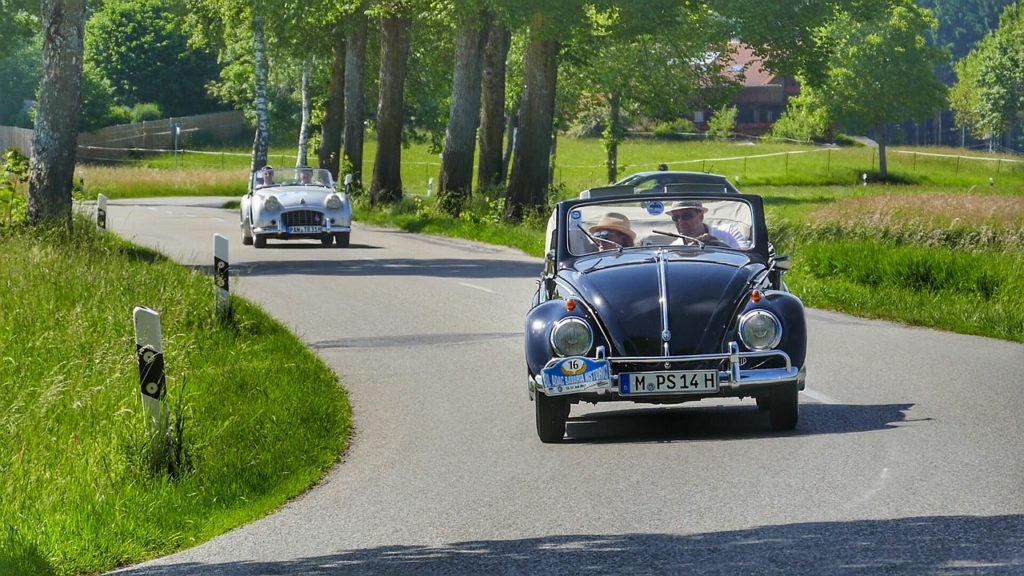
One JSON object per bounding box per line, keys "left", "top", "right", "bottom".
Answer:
{"left": 240, "top": 166, "right": 353, "bottom": 248}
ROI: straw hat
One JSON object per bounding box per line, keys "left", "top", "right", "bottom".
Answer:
{"left": 590, "top": 212, "right": 636, "bottom": 241}
{"left": 666, "top": 199, "right": 708, "bottom": 213}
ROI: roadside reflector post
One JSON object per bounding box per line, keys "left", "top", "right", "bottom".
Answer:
{"left": 427, "top": 177, "right": 434, "bottom": 197}
{"left": 97, "top": 194, "right": 107, "bottom": 230}
{"left": 213, "top": 233, "right": 230, "bottom": 320}
{"left": 133, "top": 306, "right": 169, "bottom": 444}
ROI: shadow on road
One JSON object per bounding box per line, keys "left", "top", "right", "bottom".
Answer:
{"left": 231, "top": 258, "right": 541, "bottom": 279}
{"left": 113, "top": 515, "right": 1023, "bottom": 575}
{"left": 564, "top": 402, "right": 916, "bottom": 443}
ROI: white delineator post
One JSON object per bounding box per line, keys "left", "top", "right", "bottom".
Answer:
{"left": 133, "top": 306, "right": 168, "bottom": 439}
{"left": 97, "top": 194, "right": 107, "bottom": 230}
{"left": 213, "top": 233, "right": 230, "bottom": 319}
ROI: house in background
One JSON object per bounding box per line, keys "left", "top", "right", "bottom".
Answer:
{"left": 694, "top": 42, "right": 800, "bottom": 137}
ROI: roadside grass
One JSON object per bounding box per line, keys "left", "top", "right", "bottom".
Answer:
{"left": 0, "top": 219, "right": 351, "bottom": 575}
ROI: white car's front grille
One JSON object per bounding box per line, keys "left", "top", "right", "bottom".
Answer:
{"left": 282, "top": 210, "right": 324, "bottom": 227}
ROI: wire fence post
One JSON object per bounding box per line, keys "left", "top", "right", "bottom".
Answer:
{"left": 826, "top": 149, "right": 831, "bottom": 177}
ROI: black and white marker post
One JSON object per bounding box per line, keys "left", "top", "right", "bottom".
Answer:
{"left": 133, "top": 306, "right": 168, "bottom": 441}
{"left": 97, "top": 193, "right": 107, "bottom": 230}
{"left": 213, "top": 233, "right": 230, "bottom": 320}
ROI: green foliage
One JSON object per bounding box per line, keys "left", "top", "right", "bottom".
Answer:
{"left": 706, "top": 104, "right": 738, "bottom": 139}
{"left": 0, "top": 147, "right": 29, "bottom": 228}
{"left": 85, "top": 0, "right": 222, "bottom": 116}
{"left": 129, "top": 102, "right": 164, "bottom": 123}
{"left": 78, "top": 65, "right": 123, "bottom": 132}
{"left": 769, "top": 88, "right": 833, "bottom": 143}
{"left": 810, "top": 0, "right": 948, "bottom": 134}
{"left": 0, "top": 39, "right": 41, "bottom": 127}
{"left": 653, "top": 118, "right": 698, "bottom": 138}
{"left": 0, "top": 0, "right": 36, "bottom": 60}
{"left": 949, "top": 2, "right": 1024, "bottom": 139}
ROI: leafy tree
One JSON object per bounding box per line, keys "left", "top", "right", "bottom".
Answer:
{"left": 918, "top": 0, "right": 1015, "bottom": 82}
{"left": 706, "top": 104, "right": 738, "bottom": 139}
{"left": 0, "top": 40, "right": 41, "bottom": 127}
{"left": 477, "top": 19, "right": 512, "bottom": 190}
{"left": 0, "top": 0, "right": 37, "bottom": 60}
{"left": 949, "top": 2, "right": 1023, "bottom": 143}
{"left": 808, "top": 0, "right": 948, "bottom": 179}
{"left": 85, "top": 0, "right": 222, "bottom": 117}
{"left": 769, "top": 85, "right": 833, "bottom": 142}
{"left": 343, "top": 5, "right": 370, "bottom": 187}
{"left": 28, "top": 0, "right": 88, "bottom": 228}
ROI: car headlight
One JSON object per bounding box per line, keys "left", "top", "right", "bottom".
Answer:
{"left": 325, "top": 194, "right": 343, "bottom": 210}
{"left": 737, "top": 309, "right": 782, "bottom": 350}
{"left": 550, "top": 317, "right": 593, "bottom": 357}
{"left": 263, "top": 195, "right": 281, "bottom": 211}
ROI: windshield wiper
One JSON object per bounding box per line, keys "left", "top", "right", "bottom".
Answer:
{"left": 652, "top": 229, "right": 705, "bottom": 248}
{"left": 577, "top": 223, "right": 625, "bottom": 252}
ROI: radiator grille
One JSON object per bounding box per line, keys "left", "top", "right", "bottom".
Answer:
{"left": 282, "top": 210, "right": 323, "bottom": 227}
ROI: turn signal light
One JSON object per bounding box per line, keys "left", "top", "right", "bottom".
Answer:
{"left": 750, "top": 290, "right": 762, "bottom": 303}
{"left": 566, "top": 298, "right": 576, "bottom": 312}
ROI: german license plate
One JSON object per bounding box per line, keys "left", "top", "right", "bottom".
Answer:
{"left": 288, "top": 225, "right": 321, "bottom": 234}
{"left": 542, "top": 357, "right": 611, "bottom": 395}
{"left": 620, "top": 370, "right": 719, "bottom": 395}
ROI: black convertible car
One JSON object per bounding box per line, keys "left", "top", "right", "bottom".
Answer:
{"left": 525, "top": 180, "right": 806, "bottom": 442}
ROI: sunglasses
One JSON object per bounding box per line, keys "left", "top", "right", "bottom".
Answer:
{"left": 671, "top": 211, "right": 700, "bottom": 222}
{"left": 594, "top": 230, "right": 625, "bottom": 241}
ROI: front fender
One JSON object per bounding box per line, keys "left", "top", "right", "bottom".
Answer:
{"left": 525, "top": 300, "right": 598, "bottom": 376}
{"left": 740, "top": 290, "right": 806, "bottom": 368}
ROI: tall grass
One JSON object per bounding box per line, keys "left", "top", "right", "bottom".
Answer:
{"left": 0, "top": 219, "right": 351, "bottom": 575}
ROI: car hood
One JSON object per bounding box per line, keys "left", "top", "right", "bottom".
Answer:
{"left": 563, "top": 250, "right": 762, "bottom": 356}
{"left": 255, "top": 186, "right": 335, "bottom": 208}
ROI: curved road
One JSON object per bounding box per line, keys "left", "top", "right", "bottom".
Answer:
{"left": 107, "top": 198, "right": 1023, "bottom": 575}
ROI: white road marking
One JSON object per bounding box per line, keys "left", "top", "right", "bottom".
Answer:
{"left": 801, "top": 387, "right": 839, "bottom": 405}
{"left": 458, "top": 282, "right": 498, "bottom": 295}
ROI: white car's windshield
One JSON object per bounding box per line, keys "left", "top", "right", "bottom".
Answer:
{"left": 254, "top": 168, "right": 333, "bottom": 189}
{"left": 567, "top": 197, "right": 754, "bottom": 255}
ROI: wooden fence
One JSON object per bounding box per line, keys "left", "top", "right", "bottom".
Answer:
{"left": 0, "top": 110, "right": 249, "bottom": 161}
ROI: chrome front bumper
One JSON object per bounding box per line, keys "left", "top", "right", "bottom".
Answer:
{"left": 531, "top": 341, "right": 805, "bottom": 397}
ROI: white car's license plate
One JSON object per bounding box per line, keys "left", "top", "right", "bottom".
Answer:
{"left": 620, "top": 370, "right": 719, "bottom": 395}
{"left": 542, "top": 357, "right": 611, "bottom": 395}
{"left": 288, "top": 225, "right": 321, "bottom": 234}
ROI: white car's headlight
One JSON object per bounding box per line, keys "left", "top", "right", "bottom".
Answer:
{"left": 263, "top": 195, "right": 281, "bottom": 211}
{"left": 325, "top": 194, "right": 343, "bottom": 210}
{"left": 550, "top": 317, "right": 593, "bottom": 357}
{"left": 738, "top": 309, "right": 782, "bottom": 350}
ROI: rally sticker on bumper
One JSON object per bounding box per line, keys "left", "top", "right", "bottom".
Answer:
{"left": 542, "top": 357, "right": 611, "bottom": 394}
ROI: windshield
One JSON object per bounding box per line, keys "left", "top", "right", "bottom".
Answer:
{"left": 253, "top": 167, "right": 334, "bottom": 190}
{"left": 566, "top": 197, "right": 754, "bottom": 256}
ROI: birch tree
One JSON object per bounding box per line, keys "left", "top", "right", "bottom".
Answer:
{"left": 27, "top": 0, "right": 88, "bottom": 227}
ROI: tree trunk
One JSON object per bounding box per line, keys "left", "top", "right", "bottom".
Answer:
{"left": 28, "top": 0, "right": 87, "bottom": 228}
{"left": 501, "top": 108, "right": 518, "bottom": 184}
{"left": 370, "top": 15, "right": 411, "bottom": 206}
{"left": 477, "top": 21, "right": 510, "bottom": 191}
{"left": 876, "top": 123, "right": 888, "bottom": 180}
{"left": 504, "top": 14, "right": 559, "bottom": 222}
{"left": 250, "top": 13, "right": 270, "bottom": 172}
{"left": 437, "top": 12, "right": 488, "bottom": 216}
{"left": 318, "top": 35, "right": 345, "bottom": 178}
{"left": 604, "top": 93, "right": 622, "bottom": 183}
{"left": 296, "top": 58, "right": 312, "bottom": 167}
{"left": 343, "top": 7, "right": 368, "bottom": 187}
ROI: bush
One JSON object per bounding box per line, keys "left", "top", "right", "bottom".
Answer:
{"left": 653, "top": 118, "right": 698, "bottom": 138}
{"left": 707, "top": 105, "right": 737, "bottom": 139}
{"left": 129, "top": 103, "right": 163, "bottom": 123}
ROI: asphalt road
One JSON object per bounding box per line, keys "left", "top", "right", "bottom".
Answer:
{"left": 105, "top": 197, "right": 1024, "bottom": 575}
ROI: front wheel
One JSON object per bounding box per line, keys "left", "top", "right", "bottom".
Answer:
{"left": 254, "top": 235, "right": 267, "bottom": 248}
{"left": 768, "top": 387, "right": 798, "bottom": 431}
{"left": 320, "top": 235, "right": 333, "bottom": 246}
{"left": 334, "top": 231, "right": 350, "bottom": 248}
{"left": 535, "top": 392, "right": 568, "bottom": 443}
